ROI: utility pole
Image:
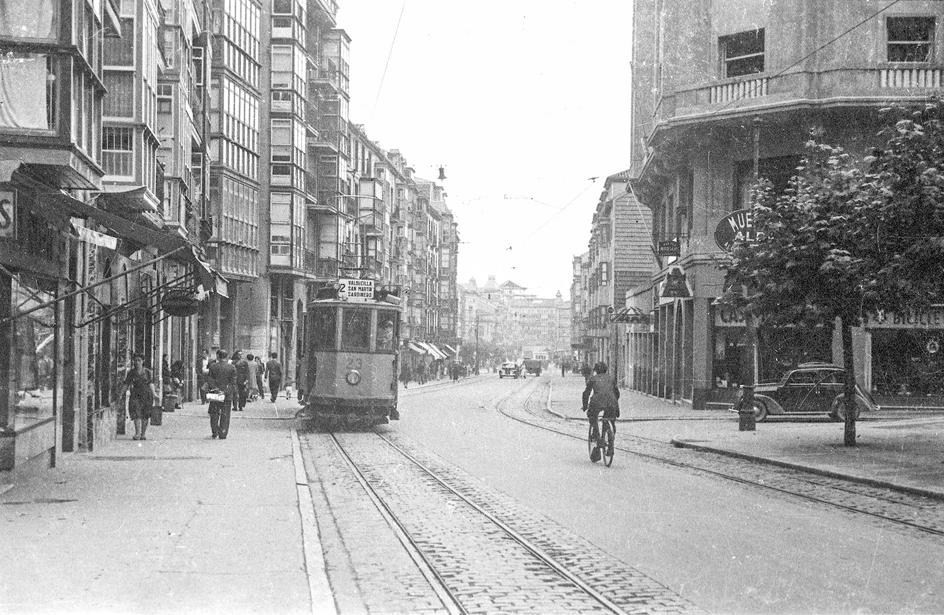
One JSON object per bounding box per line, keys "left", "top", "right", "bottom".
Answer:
{"left": 738, "top": 117, "right": 762, "bottom": 432}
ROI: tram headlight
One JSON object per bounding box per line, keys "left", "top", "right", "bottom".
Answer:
{"left": 345, "top": 370, "right": 362, "bottom": 386}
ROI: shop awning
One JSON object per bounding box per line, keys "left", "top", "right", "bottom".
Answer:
{"left": 443, "top": 344, "right": 458, "bottom": 356}
{"left": 425, "top": 343, "right": 448, "bottom": 361}
{"left": 407, "top": 342, "right": 427, "bottom": 355}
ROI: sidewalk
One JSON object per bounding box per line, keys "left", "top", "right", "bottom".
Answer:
{"left": 547, "top": 373, "right": 944, "bottom": 500}
{"left": 0, "top": 395, "right": 324, "bottom": 614}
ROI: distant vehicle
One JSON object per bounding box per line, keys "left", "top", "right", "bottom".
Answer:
{"left": 499, "top": 361, "right": 520, "bottom": 379}
{"left": 742, "top": 362, "right": 879, "bottom": 421}
{"left": 523, "top": 358, "right": 542, "bottom": 376}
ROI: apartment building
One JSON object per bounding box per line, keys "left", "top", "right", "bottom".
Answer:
{"left": 628, "top": 0, "right": 944, "bottom": 407}
{"left": 0, "top": 0, "right": 222, "bottom": 480}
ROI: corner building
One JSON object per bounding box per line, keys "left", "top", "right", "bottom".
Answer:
{"left": 629, "top": 0, "right": 944, "bottom": 408}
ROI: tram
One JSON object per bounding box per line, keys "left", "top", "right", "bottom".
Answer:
{"left": 298, "top": 279, "right": 402, "bottom": 429}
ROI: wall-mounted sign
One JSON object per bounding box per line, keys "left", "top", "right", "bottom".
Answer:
{"left": 0, "top": 190, "right": 15, "bottom": 239}
{"left": 338, "top": 278, "right": 375, "bottom": 302}
{"left": 714, "top": 208, "right": 762, "bottom": 253}
{"left": 714, "top": 305, "right": 745, "bottom": 327}
{"left": 657, "top": 240, "right": 680, "bottom": 257}
{"left": 659, "top": 267, "right": 691, "bottom": 298}
{"left": 866, "top": 308, "right": 944, "bottom": 330}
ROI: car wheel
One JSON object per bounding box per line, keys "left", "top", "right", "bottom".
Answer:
{"left": 752, "top": 400, "right": 768, "bottom": 422}
{"left": 831, "top": 397, "right": 861, "bottom": 421}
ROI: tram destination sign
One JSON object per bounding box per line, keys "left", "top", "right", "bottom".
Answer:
{"left": 338, "top": 278, "right": 375, "bottom": 302}
{"left": 714, "top": 208, "right": 763, "bottom": 253}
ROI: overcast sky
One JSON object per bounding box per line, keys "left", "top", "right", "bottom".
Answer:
{"left": 336, "top": 1, "right": 635, "bottom": 299}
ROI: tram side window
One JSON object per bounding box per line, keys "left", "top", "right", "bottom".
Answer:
{"left": 341, "top": 307, "right": 371, "bottom": 351}
{"left": 376, "top": 310, "right": 398, "bottom": 352}
{"left": 310, "top": 307, "right": 337, "bottom": 350}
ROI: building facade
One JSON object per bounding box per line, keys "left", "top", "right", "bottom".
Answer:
{"left": 628, "top": 0, "right": 944, "bottom": 407}
{"left": 0, "top": 0, "right": 222, "bottom": 481}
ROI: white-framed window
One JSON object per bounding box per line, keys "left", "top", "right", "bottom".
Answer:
{"left": 102, "top": 126, "right": 134, "bottom": 177}
{"left": 157, "top": 83, "right": 173, "bottom": 114}
{"left": 887, "top": 16, "right": 935, "bottom": 62}
{"left": 0, "top": 53, "right": 58, "bottom": 131}
{"left": 719, "top": 29, "right": 765, "bottom": 78}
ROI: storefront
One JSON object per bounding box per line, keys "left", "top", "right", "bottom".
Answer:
{"left": 866, "top": 309, "right": 944, "bottom": 397}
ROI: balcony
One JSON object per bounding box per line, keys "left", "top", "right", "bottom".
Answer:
{"left": 314, "top": 257, "right": 339, "bottom": 279}
{"left": 650, "top": 66, "right": 944, "bottom": 136}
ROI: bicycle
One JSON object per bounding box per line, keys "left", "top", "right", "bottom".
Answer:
{"left": 587, "top": 412, "right": 616, "bottom": 467}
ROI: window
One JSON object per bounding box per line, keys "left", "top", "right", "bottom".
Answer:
{"left": 104, "top": 18, "right": 135, "bottom": 66}
{"left": 102, "top": 126, "right": 134, "bottom": 176}
{"left": 157, "top": 84, "right": 173, "bottom": 114}
{"left": 104, "top": 72, "right": 134, "bottom": 117}
{"left": 719, "top": 29, "right": 765, "bottom": 78}
{"left": 0, "top": 54, "right": 57, "bottom": 131}
{"left": 887, "top": 17, "right": 935, "bottom": 62}
{"left": 341, "top": 307, "right": 371, "bottom": 351}
{"left": 310, "top": 306, "right": 336, "bottom": 350}
{"left": 0, "top": 0, "right": 58, "bottom": 40}
{"left": 192, "top": 46, "right": 205, "bottom": 87}
{"left": 273, "top": 0, "right": 293, "bottom": 14}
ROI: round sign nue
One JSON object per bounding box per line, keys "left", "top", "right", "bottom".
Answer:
{"left": 715, "top": 208, "right": 761, "bottom": 253}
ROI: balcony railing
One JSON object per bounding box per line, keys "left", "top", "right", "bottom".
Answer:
{"left": 314, "top": 257, "right": 339, "bottom": 278}
{"left": 651, "top": 67, "right": 944, "bottom": 130}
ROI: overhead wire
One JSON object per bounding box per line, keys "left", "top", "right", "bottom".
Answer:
{"left": 369, "top": 0, "right": 407, "bottom": 124}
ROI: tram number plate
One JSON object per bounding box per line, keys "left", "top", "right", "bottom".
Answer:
{"left": 339, "top": 278, "right": 374, "bottom": 302}
{"left": 346, "top": 358, "right": 363, "bottom": 370}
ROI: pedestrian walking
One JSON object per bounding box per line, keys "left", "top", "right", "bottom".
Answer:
{"left": 206, "top": 349, "right": 237, "bottom": 439}
{"left": 561, "top": 362, "right": 566, "bottom": 378}
{"left": 115, "top": 353, "right": 158, "bottom": 441}
{"left": 580, "top": 362, "right": 592, "bottom": 384}
{"left": 233, "top": 351, "right": 249, "bottom": 411}
{"left": 416, "top": 361, "right": 427, "bottom": 385}
{"left": 265, "top": 352, "right": 283, "bottom": 403}
{"left": 254, "top": 355, "right": 265, "bottom": 399}
{"left": 400, "top": 362, "right": 412, "bottom": 389}
{"left": 246, "top": 353, "right": 259, "bottom": 401}
{"left": 197, "top": 348, "right": 210, "bottom": 404}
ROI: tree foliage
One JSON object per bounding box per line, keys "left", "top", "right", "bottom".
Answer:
{"left": 720, "top": 99, "right": 944, "bottom": 446}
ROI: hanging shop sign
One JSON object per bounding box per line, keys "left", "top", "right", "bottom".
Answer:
{"left": 866, "top": 308, "right": 944, "bottom": 329}
{"left": 338, "top": 278, "right": 375, "bottom": 302}
{"left": 161, "top": 289, "right": 202, "bottom": 317}
{"left": 657, "top": 240, "right": 680, "bottom": 257}
{"left": 0, "top": 190, "right": 15, "bottom": 239}
{"left": 714, "top": 208, "right": 763, "bottom": 253}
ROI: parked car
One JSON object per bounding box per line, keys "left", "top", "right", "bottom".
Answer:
{"left": 741, "top": 363, "right": 879, "bottom": 421}
{"left": 499, "top": 361, "right": 519, "bottom": 379}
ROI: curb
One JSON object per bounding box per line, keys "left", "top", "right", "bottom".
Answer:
{"left": 670, "top": 437, "right": 944, "bottom": 502}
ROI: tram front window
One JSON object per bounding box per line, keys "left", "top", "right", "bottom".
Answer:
{"left": 311, "top": 307, "right": 337, "bottom": 350}
{"left": 376, "top": 310, "right": 398, "bottom": 352}
{"left": 341, "top": 307, "right": 371, "bottom": 351}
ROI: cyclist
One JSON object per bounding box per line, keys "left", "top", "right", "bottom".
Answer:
{"left": 582, "top": 361, "right": 620, "bottom": 459}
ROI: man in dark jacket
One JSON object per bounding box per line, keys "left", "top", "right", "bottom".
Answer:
{"left": 206, "top": 349, "right": 237, "bottom": 439}
{"left": 234, "top": 351, "right": 249, "bottom": 411}
{"left": 265, "top": 352, "right": 283, "bottom": 403}
{"left": 582, "top": 362, "right": 620, "bottom": 456}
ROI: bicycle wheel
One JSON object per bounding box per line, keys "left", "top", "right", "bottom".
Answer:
{"left": 602, "top": 420, "right": 615, "bottom": 467}
{"left": 587, "top": 424, "right": 599, "bottom": 462}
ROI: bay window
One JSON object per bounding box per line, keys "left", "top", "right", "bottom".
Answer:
{"left": 0, "top": 54, "right": 57, "bottom": 131}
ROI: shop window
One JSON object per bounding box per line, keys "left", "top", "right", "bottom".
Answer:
{"left": 6, "top": 274, "right": 58, "bottom": 430}
{"left": 0, "top": 54, "right": 57, "bottom": 131}
{"left": 719, "top": 29, "right": 765, "bottom": 78}
{"left": 887, "top": 17, "right": 935, "bottom": 63}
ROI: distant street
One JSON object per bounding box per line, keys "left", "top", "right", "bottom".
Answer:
{"left": 299, "top": 374, "right": 944, "bottom": 614}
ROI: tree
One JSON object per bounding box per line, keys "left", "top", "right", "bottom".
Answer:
{"left": 723, "top": 99, "right": 944, "bottom": 447}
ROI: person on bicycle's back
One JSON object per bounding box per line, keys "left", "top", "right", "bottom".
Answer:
{"left": 583, "top": 362, "right": 620, "bottom": 455}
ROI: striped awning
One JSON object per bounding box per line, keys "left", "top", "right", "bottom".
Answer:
{"left": 443, "top": 344, "right": 458, "bottom": 356}
{"left": 407, "top": 342, "right": 427, "bottom": 354}
{"left": 426, "top": 343, "right": 448, "bottom": 360}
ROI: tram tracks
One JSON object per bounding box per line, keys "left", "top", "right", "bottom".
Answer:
{"left": 322, "top": 379, "right": 699, "bottom": 614}
{"left": 505, "top": 380, "right": 944, "bottom": 540}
